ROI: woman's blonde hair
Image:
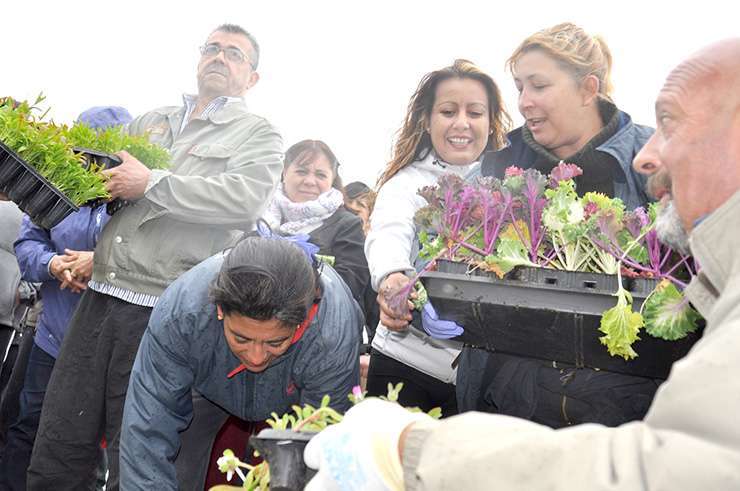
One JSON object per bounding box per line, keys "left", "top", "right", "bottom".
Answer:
{"left": 376, "top": 59, "right": 511, "bottom": 189}
{"left": 507, "top": 22, "right": 614, "bottom": 100}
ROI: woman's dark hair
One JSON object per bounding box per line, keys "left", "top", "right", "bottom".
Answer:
{"left": 283, "top": 139, "right": 343, "bottom": 191}
{"left": 344, "top": 181, "right": 371, "bottom": 200}
{"left": 211, "top": 236, "right": 317, "bottom": 327}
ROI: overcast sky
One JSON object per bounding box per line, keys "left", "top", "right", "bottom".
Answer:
{"left": 3, "top": 0, "right": 736, "bottom": 186}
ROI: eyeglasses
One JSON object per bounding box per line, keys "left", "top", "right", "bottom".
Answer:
{"left": 199, "top": 43, "right": 251, "bottom": 66}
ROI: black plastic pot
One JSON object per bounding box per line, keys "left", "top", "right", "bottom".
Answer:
{"left": 0, "top": 153, "right": 24, "bottom": 190}
{"left": 629, "top": 277, "right": 661, "bottom": 296}
{"left": 514, "top": 266, "right": 622, "bottom": 292}
{"left": 421, "top": 269, "right": 702, "bottom": 379}
{"left": 7, "top": 170, "right": 42, "bottom": 202}
{"left": 249, "top": 429, "right": 316, "bottom": 491}
{"left": 22, "top": 185, "right": 58, "bottom": 219}
{"left": 37, "top": 198, "right": 77, "bottom": 230}
{"left": 0, "top": 140, "right": 80, "bottom": 229}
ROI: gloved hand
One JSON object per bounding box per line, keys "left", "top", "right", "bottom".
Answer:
{"left": 421, "top": 302, "right": 464, "bottom": 339}
{"left": 304, "top": 399, "right": 432, "bottom": 491}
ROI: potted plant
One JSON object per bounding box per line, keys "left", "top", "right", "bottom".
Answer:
{"left": 387, "top": 163, "right": 701, "bottom": 379}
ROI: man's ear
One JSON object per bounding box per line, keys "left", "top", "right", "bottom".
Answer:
{"left": 216, "top": 305, "right": 224, "bottom": 321}
{"left": 246, "top": 71, "right": 260, "bottom": 91}
{"left": 581, "top": 74, "right": 600, "bottom": 106}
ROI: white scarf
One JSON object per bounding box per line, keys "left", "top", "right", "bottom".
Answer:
{"left": 264, "top": 184, "right": 345, "bottom": 235}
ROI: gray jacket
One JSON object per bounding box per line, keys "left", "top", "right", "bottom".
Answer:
{"left": 0, "top": 201, "right": 23, "bottom": 327}
{"left": 92, "top": 100, "right": 283, "bottom": 296}
{"left": 403, "top": 190, "right": 740, "bottom": 490}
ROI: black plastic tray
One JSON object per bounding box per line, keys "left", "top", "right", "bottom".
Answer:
{"left": 73, "top": 147, "right": 126, "bottom": 215}
{"left": 249, "top": 429, "right": 316, "bottom": 491}
{"left": 0, "top": 140, "right": 79, "bottom": 229}
{"left": 422, "top": 268, "right": 701, "bottom": 379}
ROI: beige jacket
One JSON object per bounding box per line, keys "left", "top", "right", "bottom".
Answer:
{"left": 403, "top": 190, "right": 740, "bottom": 490}
{"left": 92, "top": 100, "right": 283, "bottom": 296}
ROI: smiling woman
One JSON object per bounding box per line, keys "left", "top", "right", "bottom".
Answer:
{"left": 264, "top": 140, "right": 370, "bottom": 312}
{"left": 364, "top": 59, "right": 510, "bottom": 415}
{"left": 458, "top": 22, "right": 662, "bottom": 430}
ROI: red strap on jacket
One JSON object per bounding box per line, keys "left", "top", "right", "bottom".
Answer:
{"left": 227, "top": 303, "right": 320, "bottom": 378}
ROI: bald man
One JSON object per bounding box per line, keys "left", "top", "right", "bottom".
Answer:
{"left": 304, "top": 39, "right": 740, "bottom": 490}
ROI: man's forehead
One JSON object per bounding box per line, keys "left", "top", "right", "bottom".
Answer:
{"left": 206, "top": 30, "right": 252, "bottom": 51}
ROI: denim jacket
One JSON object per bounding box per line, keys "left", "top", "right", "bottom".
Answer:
{"left": 119, "top": 252, "right": 362, "bottom": 490}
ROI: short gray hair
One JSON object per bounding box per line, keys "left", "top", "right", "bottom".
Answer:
{"left": 212, "top": 24, "right": 260, "bottom": 69}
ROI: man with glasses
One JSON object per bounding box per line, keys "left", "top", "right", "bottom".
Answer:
{"left": 27, "top": 24, "right": 283, "bottom": 491}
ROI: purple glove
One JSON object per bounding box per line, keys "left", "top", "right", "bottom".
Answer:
{"left": 421, "top": 302, "right": 464, "bottom": 339}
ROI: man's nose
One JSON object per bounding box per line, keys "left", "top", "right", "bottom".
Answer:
{"left": 633, "top": 133, "right": 661, "bottom": 175}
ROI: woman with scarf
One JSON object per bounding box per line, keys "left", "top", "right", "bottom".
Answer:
{"left": 265, "top": 140, "right": 368, "bottom": 315}
{"left": 365, "top": 59, "right": 510, "bottom": 415}
{"left": 458, "top": 22, "right": 657, "bottom": 428}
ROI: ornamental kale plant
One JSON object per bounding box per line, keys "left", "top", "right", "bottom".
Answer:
{"left": 407, "top": 162, "right": 703, "bottom": 359}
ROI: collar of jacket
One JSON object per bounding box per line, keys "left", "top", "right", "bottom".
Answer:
{"left": 415, "top": 148, "right": 477, "bottom": 176}
{"left": 685, "top": 189, "right": 740, "bottom": 325}
{"left": 153, "top": 97, "right": 250, "bottom": 129}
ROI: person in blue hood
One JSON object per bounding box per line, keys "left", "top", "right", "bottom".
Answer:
{"left": 119, "top": 231, "right": 361, "bottom": 490}
{"left": 457, "top": 23, "right": 659, "bottom": 428}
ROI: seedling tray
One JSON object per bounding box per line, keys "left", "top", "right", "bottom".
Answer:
{"left": 73, "top": 147, "right": 126, "bottom": 215}
{"left": 0, "top": 140, "right": 79, "bottom": 229}
{"left": 422, "top": 265, "right": 701, "bottom": 379}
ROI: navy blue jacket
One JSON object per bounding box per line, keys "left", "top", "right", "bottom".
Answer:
{"left": 478, "top": 111, "right": 654, "bottom": 210}
{"left": 13, "top": 205, "right": 109, "bottom": 358}
{"left": 120, "top": 252, "right": 362, "bottom": 490}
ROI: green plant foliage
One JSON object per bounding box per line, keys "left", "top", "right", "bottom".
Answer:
{"left": 65, "top": 123, "right": 170, "bottom": 170}
{"left": 484, "top": 234, "right": 538, "bottom": 278}
{"left": 216, "top": 385, "right": 442, "bottom": 490}
{"left": 642, "top": 280, "right": 701, "bottom": 341}
{"left": 411, "top": 281, "right": 428, "bottom": 310}
{"left": 314, "top": 254, "right": 335, "bottom": 267}
{"left": 0, "top": 95, "right": 108, "bottom": 205}
{"left": 599, "top": 281, "right": 643, "bottom": 360}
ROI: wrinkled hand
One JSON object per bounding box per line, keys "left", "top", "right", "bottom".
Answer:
{"left": 49, "top": 254, "right": 87, "bottom": 293}
{"left": 102, "top": 150, "right": 151, "bottom": 200}
{"left": 62, "top": 249, "right": 94, "bottom": 290}
{"left": 377, "top": 273, "right": 415, "bottom": 331}
{"left": 421, "top": 302, "right": 464, "bottom": 339}
{"left": 304, "top": 399, "right": 431, "bottom": 491}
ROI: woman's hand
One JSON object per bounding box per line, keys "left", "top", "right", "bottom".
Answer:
{"left": 377, "top": 272, "right": 415, "bottom": 331}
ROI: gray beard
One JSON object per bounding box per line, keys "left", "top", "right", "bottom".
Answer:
{"left": 655, "top": 200, "right": 691, "bottom": 255}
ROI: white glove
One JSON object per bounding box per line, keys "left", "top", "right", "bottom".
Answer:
{"left": 304, "top": 399, "right": 432, "bottom": 491}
